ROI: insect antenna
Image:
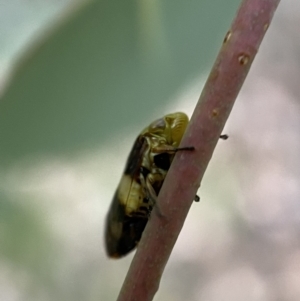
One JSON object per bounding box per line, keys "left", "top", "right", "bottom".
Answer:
{"left": 174, "top": 134, "right": 228, "bottom": 152}
{"left": 173, "top": 146, "right": 195, "bottom": 152}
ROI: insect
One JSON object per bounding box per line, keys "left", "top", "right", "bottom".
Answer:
{"left": 105, "top": 112, "right": 197, "bottom": 258}
{"left": 104, "top": 112, "right": 228, "bottom": 258}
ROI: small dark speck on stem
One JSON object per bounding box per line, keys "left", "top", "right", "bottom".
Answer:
{"left": 223, "top": 30, "right": 232, "bottom": 44}
{"left": 212, "top": 109, "right": 219, "bottom": 117}
{"left": 264, "top": 23, "right": 269, "bottom": 31}
{"left": 238, "top": 53, "right": 250, "bottom": 65}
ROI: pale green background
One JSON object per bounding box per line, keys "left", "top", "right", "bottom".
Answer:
{"left": 1, "top": 1, "right": 300, "bottom": 300}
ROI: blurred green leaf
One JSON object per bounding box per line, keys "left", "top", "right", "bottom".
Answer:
{"left": 0, "top": 0, "right": 239, "bottom": 166}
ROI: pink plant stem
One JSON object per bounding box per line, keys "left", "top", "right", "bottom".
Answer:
{"left": 117, "top": 0, "right": 281, "bottom": 300}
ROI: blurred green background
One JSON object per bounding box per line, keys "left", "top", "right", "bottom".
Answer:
{"left": 0, "top": 0, "right": 239, "bottom": 164}
{"left": 1, "top": 0, "right": 300, "bottom": 300}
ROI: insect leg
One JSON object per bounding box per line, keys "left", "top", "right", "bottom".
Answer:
{"left": 152, "top": 145, "right": 194, "bottom": 154}
{"left": 194, "top": 195, "right": 200, "bottom": 202}
{"left": 145, "top": 173, "right": 167, "bottom": 217}
{"left": 220, "top": 134, "right": 229, "bottom": 140}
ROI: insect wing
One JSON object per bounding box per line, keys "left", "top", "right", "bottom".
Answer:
{"left": 105, "top": 191, "right": 148, "bottom": 258}
{"left": 105, "top": 136, "right": 149, "bottom": 258}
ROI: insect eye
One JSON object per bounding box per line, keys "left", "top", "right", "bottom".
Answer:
{"left": 154, "top": 153, "right": 172, "bottom": 170}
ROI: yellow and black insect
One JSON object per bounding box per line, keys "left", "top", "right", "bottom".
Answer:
{"left": 104, "top": 112, "right": 228, "bottom": 258}
{"left": 105, "top": 112, "right": 196, "bottom": 258}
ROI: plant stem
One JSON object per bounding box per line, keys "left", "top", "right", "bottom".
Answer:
{"left": 117, "top": 0, "right": 281, "bottom": 300}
